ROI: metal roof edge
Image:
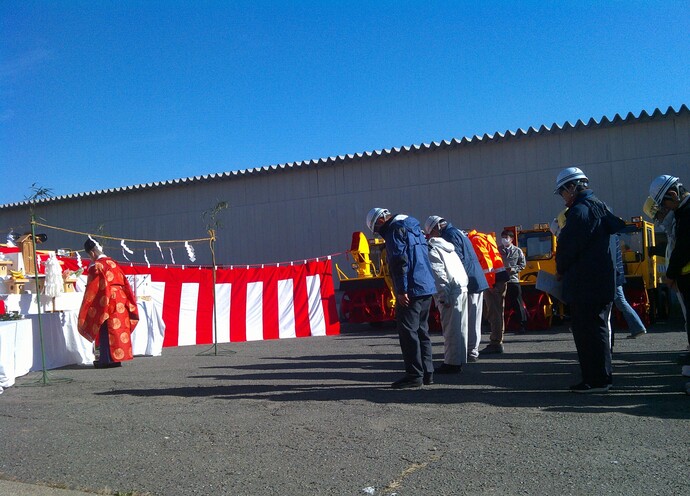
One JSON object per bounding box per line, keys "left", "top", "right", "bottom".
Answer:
{"left": 1, "top": 104, "right": 687, "bottom": 209}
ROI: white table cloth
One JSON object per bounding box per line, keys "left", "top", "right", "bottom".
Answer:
{"left": 0, "top": 319, "right": 33, "bottom": 393}
{"left": 131, "top": 299, "right": 165, "bottom": 357}
{"left": 27, "top": 312, "right": 95, "bottom": 371}
{"left": 1, "top": 294, "right": 165, "bottom": 389}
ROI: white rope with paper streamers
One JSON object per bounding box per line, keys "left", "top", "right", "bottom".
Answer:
{"left": 88, "top": 235, "right": 103, "bottom": 252}
{"left": 29, "top": 222, "right": 217, "bottom": 267}
{"left": 75, "top": 250, "right": 82, "bottom": 268}
{"left": 185, "top": 241, "right": 196, "bottom": 263}
{"left": 143, "top": 249, "right": 150, "bottom": 268}
{"left": 121, "top": 239, "right": 134, "bottom": 261}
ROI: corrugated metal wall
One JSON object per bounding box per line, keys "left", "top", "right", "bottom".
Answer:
{"left": 1, "top": 109, "right": 689, "bottom": 268}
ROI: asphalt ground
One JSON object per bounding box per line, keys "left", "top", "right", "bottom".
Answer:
{"left": 1, "top": 317, "right": 689, "bottom": 496}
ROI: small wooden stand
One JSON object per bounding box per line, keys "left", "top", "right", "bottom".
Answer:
{"left": 63, "top": 276, "right": 77, "bottom": 293}
{"left": 4, "top": 277, "right": 29, "bottom": 294}
{"left": 0, "top": 260, "right": 12, "bottom": 277}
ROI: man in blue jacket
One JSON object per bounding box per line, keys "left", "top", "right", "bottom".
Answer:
{"left": 424, "top": 216, "right": 489, "bottom": 361}
{"left": 554, "top": 167, "right": 625, "bottom": 393}
{"left": 367, "top": 208, "right": 437, "bottom": 388}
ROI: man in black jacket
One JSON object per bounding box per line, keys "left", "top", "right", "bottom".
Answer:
{"left": 554, "top": 167, "right": 625, "bottom": 393}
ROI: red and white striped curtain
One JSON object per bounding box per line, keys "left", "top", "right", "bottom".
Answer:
{"left": 122, "top": 259, "right": 340, "bottom": 347}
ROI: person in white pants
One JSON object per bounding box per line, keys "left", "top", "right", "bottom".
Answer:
{"left": 424, "top": 216, "right": 489, "bottom": 362}
{"left": 426, "top": 230, "right": 469, "bottom": 373}
{"left": 466, "top": 292, "right": 484, "bottom": 361}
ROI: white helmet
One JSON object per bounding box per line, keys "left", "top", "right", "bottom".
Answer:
{"left": 423, "top": 215, "right": 444, "bottom": 235}
{"left": 366, "top": 207, "right": 390, "bottom": 233}
{"left": 554, "top": 167, "right": 588, "bottom": 194}
{"left": 649, "top": 174, "right": 679, "bottom": 206}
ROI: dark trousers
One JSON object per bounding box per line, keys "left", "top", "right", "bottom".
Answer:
{"left": 98, "top": 322, "right": 113, "bottom": 364}
{"left": 396, "top": 295, "right": 434, "bottom": 379}
{"left": 570, "top": 300, "right": 613, "bottom": 386}
{"left": 506, "top": 281, "right": 527, "bottom": 326}
{"left": 678, "top": 276, "right": 690, "bottom": 347}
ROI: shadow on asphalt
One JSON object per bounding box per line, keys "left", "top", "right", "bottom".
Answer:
{"left": 95, "top": 328, "right": 690, "bottom": 421}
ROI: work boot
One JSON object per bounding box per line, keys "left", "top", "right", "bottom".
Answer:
{"left": 480, "top": 343, "right": 504, "bottom": 355}
{"left": 93, "top": 361, "right": 122, "bottom": 369}
{"left": 391, "top": 376, "right": 423, "bottom": 389}
{"left": 435, "top": 363, "right": 463, "bottom": 374}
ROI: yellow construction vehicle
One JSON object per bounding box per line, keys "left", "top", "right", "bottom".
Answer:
{"left": 335, "top": 231, "right": 442, "bottom": 329}
{"left": 336, "top": 232, "right": 396, "bottom": 325}
{"left": 614, "top": 216, "right": 666, "bottom": 325}
{"left": 505, "top": 215, "right": 663, "bottom": 330}
{"left": 503, "top": 223, "right": 562, "bottom": 330}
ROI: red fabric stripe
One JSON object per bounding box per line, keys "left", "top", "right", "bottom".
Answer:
{"left": 291, "top": 263, "right": 311, "bottom": 338}
{"left": 195, "top": 268, "right": 214, "bottom": 345}
{"left": 157, "top": 269, "right": 182, "bottom": 348}
{"left": 262, "top": 266, "right": 280, "bottom": 340}
{"left": 229, "top": 269, "right": 247, "bottom": 342}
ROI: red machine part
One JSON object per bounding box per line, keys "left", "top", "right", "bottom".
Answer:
{"left": 612, "top": 285, "right": 651, "bottom": 329}
{"left": 504, "top": 286, "right": 552, "bottom": 331}
{"left": 340, "top": 287, "right": 395, "bottom": 324}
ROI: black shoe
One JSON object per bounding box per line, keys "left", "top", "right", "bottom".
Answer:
{"left": 93, "top": 361, "right": 122, "bottom": 369}
{"left": 569, "top": 382, "right": 610, "bottom": 393}
{"left": 480, "top": 343, "right": 504, "bottom": 355}
{"left": 435, "top": 363, "right": 463, "bottom": 374}
{"left": 516, "top": 325, "right": 527, "bottom": 335}
{"left": 391, "top": 376, "right": 423, "bottom": 389}
{"left": 423, "top": 373, "right": 434, "bottom": 385}
{"left": 467, "top": 355, "right": 479, "bottom": 363}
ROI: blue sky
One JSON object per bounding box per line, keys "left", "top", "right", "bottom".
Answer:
{"left": 1, "top": 1, "right": 688, "bottom": 205}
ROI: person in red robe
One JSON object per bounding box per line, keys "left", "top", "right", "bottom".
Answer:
{"left": 78, "top": 238, "right": 139, "bottom": 368}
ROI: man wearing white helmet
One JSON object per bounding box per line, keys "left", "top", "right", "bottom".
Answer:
{"left": 425, "top": 224, "right": 469, "bottom": 373}
{"left": 642, "top": 197, "right": 688, "bottom": 336}
{"left": 649, "top": 175, "right": 690, "bottom": 357}
{"left": 424, "top": 216, "right": 489, "bottom": 361}
{"left": 366, "top": 207, "right": 437, "bottom": 388}
{"left": 554, "top": 167, "right": 625, "bottom": 393}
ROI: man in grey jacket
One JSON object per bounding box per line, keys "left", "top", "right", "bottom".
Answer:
{"left": 499, "top": 229, "right": 527, "bottom": 333}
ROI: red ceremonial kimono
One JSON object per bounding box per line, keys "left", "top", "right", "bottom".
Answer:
{"left": 78, "top": 257, "right": 139, "bottom": 362}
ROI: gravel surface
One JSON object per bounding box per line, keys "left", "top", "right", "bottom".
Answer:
{"left": 1, "top": 319, "right": 688, "bottom": 496}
